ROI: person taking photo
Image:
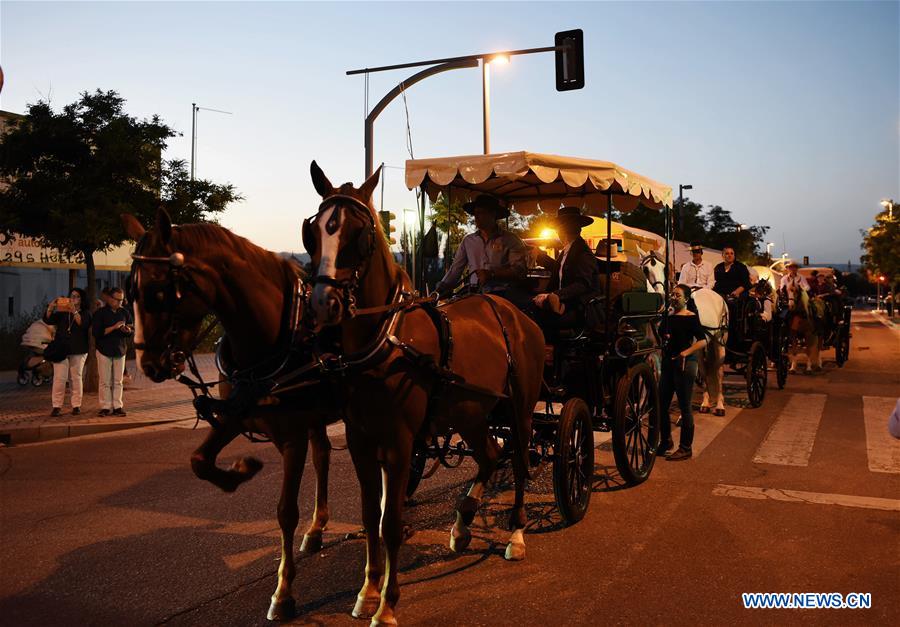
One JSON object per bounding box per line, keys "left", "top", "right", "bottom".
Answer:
{"left": 43, "top": 287, "right": 91, "bottom": 417}
{"left": 92, "top": 287, "right": 133, "bottom": 416}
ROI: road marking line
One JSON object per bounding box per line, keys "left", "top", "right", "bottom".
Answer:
{"left": 862, "top": 396, "right": 900, "bottom": 474}
{"left": 713, "top": 484, "right": 900, "bottom": 512}
{"left": 690, "top": 408, "right": 742, "bottom": 457}
{"left": 753, "top": 393, "right": 826, "bottom": 466}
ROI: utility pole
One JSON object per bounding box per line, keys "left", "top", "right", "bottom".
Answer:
{"left": 190, "top": 103, "right": 232, "bottom": 182}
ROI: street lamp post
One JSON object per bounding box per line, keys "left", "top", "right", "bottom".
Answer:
{"left": 190, "top": 103, "right": 233, "bottom": 181}
{"left": 766, "top": 242, "right": 775, "bottom": 260}
{"left": 881, "top": 199, "right": 894, "bottom": 220}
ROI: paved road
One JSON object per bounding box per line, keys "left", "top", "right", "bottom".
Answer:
{"left": 1, "top": 311, "right": 897, "bottom": 626}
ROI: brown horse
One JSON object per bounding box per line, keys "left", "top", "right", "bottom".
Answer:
{"left": 783, "top": 283, "right": 821, "bottom": 373}
{"left": 303, "top": 162, "right": 545, "bottom": 626}
{"left": 121, "top": 210, "right": 335, "bottom": 621}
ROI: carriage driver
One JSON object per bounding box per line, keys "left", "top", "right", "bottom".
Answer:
{"left": 712, "top": 245, "right": 752, "bottom": 299}
{"left": 434, "top": 194, "right": 529, "bottom": 301}
{"left": 778, "top": 259, "right": 810, "bottom": 294}
{"left": 678, "top": 242, "right": 715, "bottom": 290}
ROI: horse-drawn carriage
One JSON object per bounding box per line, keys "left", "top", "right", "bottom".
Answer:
{"left": 404, "top": 152, "right": 672, "bottom": 522}
{"left": 798, "top": 266, "right": 852, "bottom": 367}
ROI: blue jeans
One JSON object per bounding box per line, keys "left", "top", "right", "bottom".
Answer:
{"left": 659, "top": 357, "right": 698, "bottom": 451}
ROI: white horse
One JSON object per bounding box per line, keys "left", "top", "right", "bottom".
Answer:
{"left": 637, "top": 245, "right": 729, "bottom": 416}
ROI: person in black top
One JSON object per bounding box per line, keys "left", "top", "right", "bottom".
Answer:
{"left": 658, "top": 284, "right": 708, "bottom": 461}
{"left": 43, "top": 287, "right": 92, "bottom": 416}
{"left": 92, "top": 286, "right": 133, "bottom": 416}
{"left": 712, "top": 246, "right": 752, "bottom": 298}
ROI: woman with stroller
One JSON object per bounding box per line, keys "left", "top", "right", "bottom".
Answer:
{"left": 43, "top": 287, "right": 92, "bottom": 416}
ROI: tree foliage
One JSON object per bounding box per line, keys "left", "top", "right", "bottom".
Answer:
{"left": 860, "top": 204, "right": 900, "bottom": 293}
{"left": 619, "top": 198, "right": 768, "bottom": 262}
{"left": 0, "top": 89, "right": 241, "bottom": 298}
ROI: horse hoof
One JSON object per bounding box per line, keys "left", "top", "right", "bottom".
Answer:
{"left": 370, "top": 613, "right": 398, "bottom": 627}
{"left": 699, "top": 406, "right": 711, "bottom": 414}
{"left": 449, "top": 526, "right": 472, "bottom": 553}
{"left": 267, "top": 597, "right": 296, "bottom": 621}
{"left": 504, "top": 541, "right": 526, "bottom": 561}
{"left": 232, "top": 456, "right": 264, "bottom": 477}
{"left": 300, "top": 533, "right": 323, "bottom": 554}
{"left": 352, "top": 594, "right": 380, "bottom": 619}
{"left": 713, "top": 408, "right": 725, "bottom": 417}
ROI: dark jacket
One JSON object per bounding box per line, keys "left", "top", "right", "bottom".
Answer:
{"left": 43, "top": 309, "right": 92, "bottom": 355}
{"left": 543, "top": 237, "right": 602, "bottom": 305}
{"left": 92, "top": 306, "right": 134, "bottom": 358}
{"left": 713, "top": 261, "right": 751, "bottom": 297}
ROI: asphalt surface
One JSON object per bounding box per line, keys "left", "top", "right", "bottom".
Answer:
{"left": 1, "top": 310, "right": 897, "bottom": 626}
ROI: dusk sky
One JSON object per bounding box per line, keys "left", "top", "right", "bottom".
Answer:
{"left": 2, "top": 1, "right": 898, "bottom": 264}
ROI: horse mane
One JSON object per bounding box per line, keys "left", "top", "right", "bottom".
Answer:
{"left": 173, "top": 222, "right": 303, "bottom": 283}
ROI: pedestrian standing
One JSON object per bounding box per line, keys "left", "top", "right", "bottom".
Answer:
{"left": 658, "top": 284, "right": 708, "bottom": 461}
{"left": 43, "top": 287, "right": 91, "bottom": 416}
{"left": 92, "top": 286, "right": 133, "bottom": 416}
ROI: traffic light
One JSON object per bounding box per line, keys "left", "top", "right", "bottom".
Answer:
{"left": 555, "top": 29, "right": 584, "bottom": 92}
{"left": 803, "top": 255, "right": 809, "bottom": 266}
{"left": 378, "top": 210, "right": 397, "bottom": 245}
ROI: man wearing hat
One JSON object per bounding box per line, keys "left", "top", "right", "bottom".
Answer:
{"left": 679, "top": 242, "right": 715, "bottom": 290}
{"left": 435, "top": 194, "right": 528, "bottom": 299}
{"left": 531, "top": 206, "right": 600, "bottom": 324}
{"left": 778, "top": 259, "right": 810, "bottom": 294}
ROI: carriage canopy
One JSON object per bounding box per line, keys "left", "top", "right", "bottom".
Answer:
{"left": 405, "top": 151, "right": 673, "bottom": 216}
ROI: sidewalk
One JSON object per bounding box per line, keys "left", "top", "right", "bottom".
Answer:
{"left": 0, "top": 354, "right": 218, "bottom": 446}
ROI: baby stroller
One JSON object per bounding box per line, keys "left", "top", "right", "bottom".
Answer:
{"left": 18, "top": 320, "right": 55, "bottom": 387}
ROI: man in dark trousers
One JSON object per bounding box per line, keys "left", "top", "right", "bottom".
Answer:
{"left": 531, "top": 206, "right": 601, "bottom": 331}
{"left": 92, "top": 286, "right": 134, "bottom": 416}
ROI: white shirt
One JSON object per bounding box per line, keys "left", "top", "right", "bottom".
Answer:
{"left": 779, "top": 273, "right": 810, "bottom": 292}
{"left": 678, "top": 260, "right": 715, "bottom": 289}
{"left": 558, "top": 241, "right": 574, "bottom": 284}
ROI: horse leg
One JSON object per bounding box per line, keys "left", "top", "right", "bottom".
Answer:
{"left": 371, "top": 438, "right": 413, "bottom": 627}
{"left": 347, "top": 424, "right": 383, "bottom": 621}
{"left": 300, "top": 421, "right": 331, "bottom": 554}
{"left": 505, "top": 448, "right": 528, "bottom": 562}
{"left": 450, "top": 421, "right": 500, "bottom": 553}
{"left": 190, "top": 420, "right": 262, "bottom": 493}
{"left": 699, "top": 357, "right": 712, "bottom": 413}
{"left": 267, "top": 439, "right": 308, "bottom": 621}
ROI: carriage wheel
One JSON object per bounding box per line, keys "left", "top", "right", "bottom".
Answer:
{"left": 835, "top": 326, "right": 850, "bottom": 367}
{"left": 17, "top": 370, "right": 30, "bottom": 386}
{"left": 775, "top": 329, "right": 790, "bottom": 389}
{"left": 31, "top": 372, "right": 45, "bottom": 387}
{"left": 612, "top": 362, "right": 661, "bottom": 485}
{"left": 746, "top": 342, "right": 768, "bottom": 408}
{"left": 406, "top": 439, "right": 429, "bottom": 499}
{"left": 553, "top": 398, "right": 594, "bottom": 525}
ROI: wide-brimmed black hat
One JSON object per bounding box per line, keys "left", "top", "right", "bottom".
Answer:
{"left": 463, "top": 194, "right": 509, "bottom": 220}
{"left": 552, "top": 206, "right": 592, "bottom": 229}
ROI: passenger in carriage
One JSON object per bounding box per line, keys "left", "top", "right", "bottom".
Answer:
{"left": 529, "top": 206, "right": 601, "bottom": 333}
{"left": 434, "top": 194, "right": 529, "bottom": 303}
{"left": 679, "top": 242, "right": 715, "bottom": 290}
{"left": 749, "top": 279, "right": 774, "bottom": 323}
{"left": 658, "top": 284, "right": 708, "bottom": 462}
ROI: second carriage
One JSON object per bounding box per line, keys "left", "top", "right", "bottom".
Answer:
{"left": 404, "top": 152, "right": 672, "bottom": 523}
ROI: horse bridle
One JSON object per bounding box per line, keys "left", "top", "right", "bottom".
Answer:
{"left": 302, "top": 194, "right": 378, "bottom": 318}
{"left": 640, "top": 250, "right": 667, "bottom": 292}
{"left": 129, "top": 234, "right": 218, "bottom": 378}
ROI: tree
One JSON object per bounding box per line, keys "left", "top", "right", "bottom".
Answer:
{"left": 0, "top": 89, "right": 241, "bottom": 387}
{"left": 861, "top": 204, "right": 900, "bottom": 310}
{"left": 429, "top": 193, "right": 469, "bottom": 264}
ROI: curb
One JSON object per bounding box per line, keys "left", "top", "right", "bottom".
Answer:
{"left": 0, "top": 417, "right": 191, "bottom": 446}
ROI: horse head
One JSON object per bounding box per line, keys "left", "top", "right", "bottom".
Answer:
{"left": 121, "top": 210, "right": 222, "bottom": 382}
{"left": 636, "top": 244, "right": 666, "bottom": 295}
{"left": 304, "top": 161, "right": 386, "bottom": 329}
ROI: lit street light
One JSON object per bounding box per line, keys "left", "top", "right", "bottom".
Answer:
{"left": 482, "top": 54, "right": 509, "bottom": 154}
{"left": 766, "top": 242, "right": 775, "bottom": 257}
{"left": 881, "top": 199, "right": 894, "bottom": 220}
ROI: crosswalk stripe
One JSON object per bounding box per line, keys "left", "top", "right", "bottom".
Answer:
{"left": 862, "top": 396, "right": 900, "bottom": 474}
{"left": 713, "top": 484, "right": 900, "bottom": 512}
{"left": 690, "top": 408, "right": 742, "bottom": 457}
{"left": 753, "top": 393, "right": 826, "bottom": 466}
